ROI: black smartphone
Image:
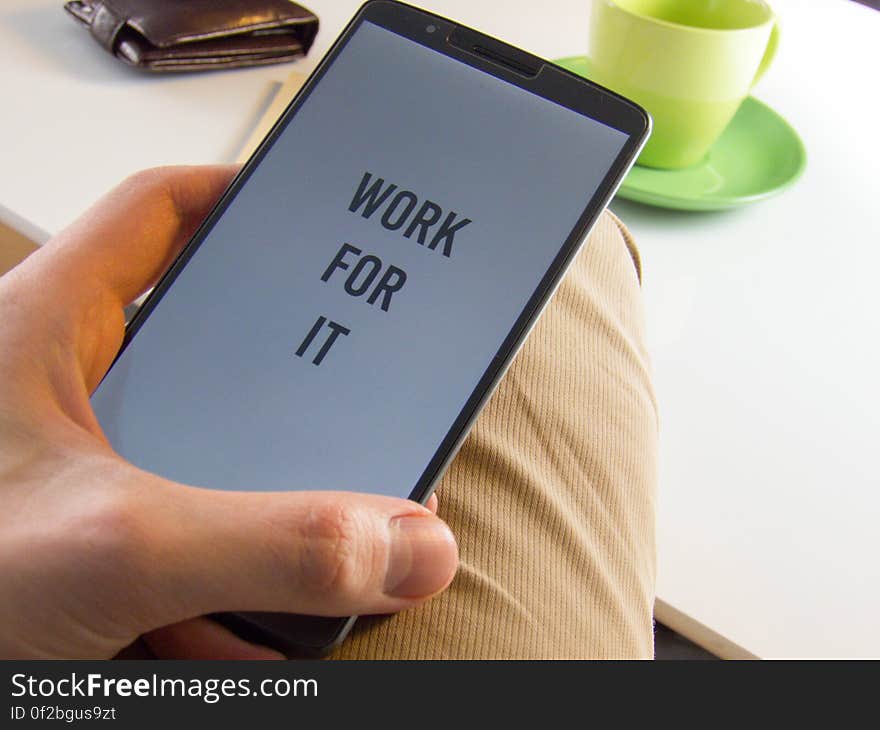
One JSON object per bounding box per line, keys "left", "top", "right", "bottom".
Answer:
{"left": 91, "top": 0, "right": 650, "bottom": 655}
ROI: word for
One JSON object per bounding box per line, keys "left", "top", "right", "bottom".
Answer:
{"left": 321, "top": 243, "right": 406, "bottom": 312}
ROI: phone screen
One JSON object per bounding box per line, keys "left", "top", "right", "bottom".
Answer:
{"left": 92, "top": 20, "right": 629, "bottom": 499}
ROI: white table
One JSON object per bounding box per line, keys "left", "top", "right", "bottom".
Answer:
{"left": 625, "top": 0, "right": 880, "bottom": 659}
{"left": 2, "top": 0, "right": 878, "bottom": 658}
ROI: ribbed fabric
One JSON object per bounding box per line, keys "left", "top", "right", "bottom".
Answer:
{"left": 333, "top": 211, "right": 658, "bottom": 659}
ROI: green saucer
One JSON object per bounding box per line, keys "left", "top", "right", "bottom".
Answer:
{"left": 555, "top": 56, "right": 807, "bottom": 211}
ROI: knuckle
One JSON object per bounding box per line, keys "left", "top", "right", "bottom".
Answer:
{"left": 119, "top": 167, "right": 182, "bottom": 218}
{"left": 120, "top": 167, "right": 165, "bottom": 196}
{"left": 122, "top": 166, "right": 172, "bottom": 190}
{"left": 295, "top": 502, "right": 386, "bottom": 598}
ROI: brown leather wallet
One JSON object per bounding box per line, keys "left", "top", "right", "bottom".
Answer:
{"left": 64, "top": 0, "right": 318, "bottom": 71}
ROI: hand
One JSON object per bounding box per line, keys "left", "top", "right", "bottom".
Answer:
{"left": 0, "top": 166, "right": 457, "bottom": 659}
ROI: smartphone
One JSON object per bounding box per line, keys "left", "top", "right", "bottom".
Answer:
{"left": 91, "top": 0, "right": 650, "bottom": 655}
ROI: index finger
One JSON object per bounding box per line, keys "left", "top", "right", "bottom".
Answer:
{"left": 25, "top": 165, "right": 238, "bottom": 308}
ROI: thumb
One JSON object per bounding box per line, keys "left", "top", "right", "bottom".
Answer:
{"left": 125, "top": 477, "right": 458, "bottom": 633}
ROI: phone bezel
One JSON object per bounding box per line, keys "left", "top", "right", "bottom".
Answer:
{"left": 113, "top": 0, "right": 650, "bottom": 655}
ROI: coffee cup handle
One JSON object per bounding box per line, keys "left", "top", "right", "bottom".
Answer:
{"left": 752, "top": 19, "right": 780, "bottom": 87}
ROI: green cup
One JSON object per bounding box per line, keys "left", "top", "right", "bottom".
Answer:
{"left": 589, "top": 0, "right": 779, "bottom": 169}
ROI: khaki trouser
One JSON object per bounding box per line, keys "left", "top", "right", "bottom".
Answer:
{"left": 335, "top": 211, "right": 658, "bottom": 659}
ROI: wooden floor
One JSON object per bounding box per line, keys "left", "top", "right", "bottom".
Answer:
{"left": 0, "top": 221, "right": 38, "bottom": 276}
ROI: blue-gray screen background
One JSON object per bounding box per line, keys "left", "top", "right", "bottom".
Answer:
{"left": 91, "top": 21, "right": 628, "bottom": 497}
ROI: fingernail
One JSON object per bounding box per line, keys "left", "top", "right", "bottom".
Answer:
{"left": 385, "top": 515, "right": 458, "bottom": 598}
